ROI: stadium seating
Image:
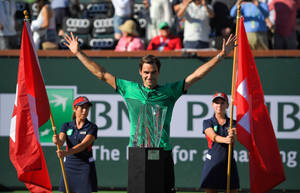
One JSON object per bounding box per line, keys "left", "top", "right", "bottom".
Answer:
{"left": 15, "top": 0, "right": 149, "bottom": 50}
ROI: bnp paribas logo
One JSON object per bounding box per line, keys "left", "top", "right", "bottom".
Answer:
{"left": 39, "top": 86, "right": 76, "bottom": 144}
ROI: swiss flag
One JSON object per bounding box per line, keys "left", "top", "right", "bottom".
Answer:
{"left": 9, "top": 21, "right": 52, "bottom": 192}
{"left": 235, "top": 17, "right": 285, "bottom": 193}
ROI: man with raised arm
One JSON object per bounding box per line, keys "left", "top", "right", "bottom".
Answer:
{"left": 64, "top": 32, "right": 236, "bottom": 193}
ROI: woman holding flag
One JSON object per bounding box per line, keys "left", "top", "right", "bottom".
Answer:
{"left": 53, "top": 96, "right": 98, "bottom": 193}
{"left": 200, "top": 92, "right": 239, "bottom": 193}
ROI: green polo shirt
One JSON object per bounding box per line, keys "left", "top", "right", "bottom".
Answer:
{"left": 116, "top": 78, "right": 185, "bottom": 150}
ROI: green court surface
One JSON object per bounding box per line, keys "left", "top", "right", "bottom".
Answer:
{"left": 1, "top": 192, "right": 204, "bottom": 193}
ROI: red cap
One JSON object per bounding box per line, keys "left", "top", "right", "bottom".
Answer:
{"left": 212, "top": 92, "right": 228, "bottom": 103}
{"left": 73, "top": 96, "right": 92, "bottom": 107}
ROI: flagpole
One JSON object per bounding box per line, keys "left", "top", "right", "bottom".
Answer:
{"left": 49, "top": 113, "right": 70, "bottom": 193}
{"left": 23, "top": 10, "right": 70, "bottom": 193}
{"left": 226, "top": 4, "right": 241, "bottom": 193}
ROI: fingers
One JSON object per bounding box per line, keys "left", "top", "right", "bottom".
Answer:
{"left": 56, "top": 150, "right": 65, "bottom": 158}
{"left": 222, "top": 38, "right": 226, "bottom": 49}
{"left": 63, "top": 41, "right": 69, "bottom": 48}
{"left": 64, "top": 32, "right": 77, "bottom": 43}
{"left": 71, "top": 32, "right": 75, "bottom": 40}
{"left": 63, "top": 32, "right": 78, "bottom": 49}
{"left": 226, "top": 34, "right": 237, "bottom": 45}
{"left": 228, "top": 136, "right": 234, "bottom": 144}
{"left": 227, "top": 33, "right": 233, "bottom": 43}
{"left": 64, "top": 33, "right": 71, "bottom": 42}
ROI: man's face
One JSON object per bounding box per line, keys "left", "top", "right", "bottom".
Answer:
{"left": 139, "top": 63, "right": 160, "bottom": 89}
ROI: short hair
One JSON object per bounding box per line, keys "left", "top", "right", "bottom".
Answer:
{"left": 139, "top": 55, "right": 161, "bottom": 72}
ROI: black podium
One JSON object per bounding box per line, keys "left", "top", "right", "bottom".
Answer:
{"left": 128, "top": 147, "right": 165, "bottom": 193}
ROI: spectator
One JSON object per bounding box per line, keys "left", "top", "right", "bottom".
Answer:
{"left": 210, "top": 0, "right": 234, "bottom": 50}
{"left": 68, "top": 0, "right": 82, "bottom": 18}
{"left": 112, "top": 0, "right": 134, "bottom": 40}
{"left": 0, "top": 0, "right": 17, "bottom": 50}
{"left": 230, "top": 0, "right": 270, "bottom": 50}
{"left": 51, "top": 0, "right": 69, "bottom": 36}
{"left": 171, "top": 0, "right": 184, "bottom": 41}
{"left": 147, "top": 21, "right": 182, "bottom": 51}
{"left": 268, "top": 0, "right": 300, "bottom": 49}
{"left": 31, "top": 0, "right": 58, "bottom": 50}
{"left": 143, "top": 0, "right": 174, "bottom": 43}
{"left": 115, "top": 19, "right": 144, "bottom": 51}
{"left": 177, "top": 0, "right": 215, "bottom": 49}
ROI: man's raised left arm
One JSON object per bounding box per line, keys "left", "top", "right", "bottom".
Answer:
{"left": 184, "top": 34, "right": 236, "bottom": 91}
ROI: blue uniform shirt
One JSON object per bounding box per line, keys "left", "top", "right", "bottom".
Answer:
{"left": 61, "top": 119, "right": 98, "bottom": 161}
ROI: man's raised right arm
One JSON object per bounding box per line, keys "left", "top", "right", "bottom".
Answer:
{"left": 64, "top": 32, "right": 116, "bottom": 89}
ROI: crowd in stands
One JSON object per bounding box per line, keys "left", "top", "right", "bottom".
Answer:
{"left": 1, "top": 0, "right": 300, "bottom": 50}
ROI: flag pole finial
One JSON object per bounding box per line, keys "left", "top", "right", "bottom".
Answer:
{"left": 23, "top": 10, "right": 30, "bottom": 22}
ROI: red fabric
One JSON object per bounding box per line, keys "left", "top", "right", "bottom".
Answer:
{"left": 235, "top": 17, "right": 285, "bottom": 193}
{"left": 147, "top": 35, "right": 182, "bottom": 51}
{"left": 9, "top": 21, "right": 52, "bottom": 193}
{"left": 205, "top": 135, "right": 213, "bottom": 149}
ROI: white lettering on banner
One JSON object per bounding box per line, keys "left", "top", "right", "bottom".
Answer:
{"left": 93, "top": 18, "right": 114, "bottom": 28}
{"left": 66, "top": 18, "right": 90, "bottom": 28}
{"left": 86, "top": 3, "right": 107, "bottom": 13}
{"left": 138, "top": 18, "right": 147, "bottom": 28}
{"left": 89, "top": 145, "right": 297, "bottom": 168}
{"left": 89, "top": 38, "right": 114, "bottom": 48}
{"left": 280, "top": 151, "right": 297, "bottom": 168}
{"left": 92, "top": 145, "right": 120, "bottom": 161}
{"left": 87, "top": 94, "right": 131, "bottom": 137}
{"left": 31, "top": 3, "right": 38, "bottom": 13}
{"left": 203, "top": 149, "right": 297, "bottom": 168}
{"left": 93, "top": 145, "right": 198, "bottom": 165}
{"left": 134, "top": 4, "right": 145, "bottom": 13}
{"left": 172, "top": 145, "right": 197, "bottom": 164}
{"left": 1, "top": 94, "right": 300, "bottom": 138}
{"left": 59, "top": 38, "right": 84, "bottom": 48}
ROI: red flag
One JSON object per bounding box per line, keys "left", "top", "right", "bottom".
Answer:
{"left": 235, "top": 17, "right": 285, "bottom": 193}
{"left": 9, "top": 21, "right": 52, "bottom": 192}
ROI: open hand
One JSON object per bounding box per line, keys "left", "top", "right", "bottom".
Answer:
{"left": 64, "top": 32, "right": 80, "bottom": 55}
{"left": 222, "top": 34, "right": 237, "bottom": 56}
